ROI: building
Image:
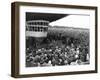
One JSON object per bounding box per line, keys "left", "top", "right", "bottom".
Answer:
{"left": 26, "top": 20, "right": 49, "bottom": 37}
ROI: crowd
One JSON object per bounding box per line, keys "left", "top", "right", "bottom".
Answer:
{"left": 26, "top": 43, "right": 89, "bottom": 67}
{"left": 26, "top": 32, "right": 89, "bottom": 67}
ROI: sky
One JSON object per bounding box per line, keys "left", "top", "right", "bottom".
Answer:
{"left": 49, "top": 15, "right": 90, "bottom": 29}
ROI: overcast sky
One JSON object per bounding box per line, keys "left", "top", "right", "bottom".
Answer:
{"left": 49, "top": 15, "right": 90, "bottom": 29}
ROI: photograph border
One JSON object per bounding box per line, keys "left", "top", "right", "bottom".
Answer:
{"left": 11, "top": 2, "right": 98, "bottom": 78}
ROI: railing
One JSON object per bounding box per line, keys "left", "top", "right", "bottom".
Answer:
{"left": 26, "top": 20, "right": 49, "bottom": 32}
{"left": 26, "top": 26, "right": 48, "bottom": 32}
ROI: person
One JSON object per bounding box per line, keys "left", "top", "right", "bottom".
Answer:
{"left": 59, "top": 52, "right": 66, "bottom": 65}
{"left": 80, "top": 48, "right": 87, "bottom": 62}
{"left": 33, "top": 54, "right": 41, "bottom": 66}
{"left": 40, "top": 53, "right": 46, "bottom": 65}
{"left": 75, "top": 48, "right": 80, "bottom": 59}
{"left": 51, "top": 53, "right": 60, "bottom": 66}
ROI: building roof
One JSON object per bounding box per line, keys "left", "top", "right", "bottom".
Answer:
{"left": 26, "top": 12, "right": 68, "bottom": 22}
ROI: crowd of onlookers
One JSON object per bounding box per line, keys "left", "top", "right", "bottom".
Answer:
{"left": 26, "top": 42, "right": 89, "bottom": 67}
{"left": 26, "top": 32, "right": 89, "bottom": 67}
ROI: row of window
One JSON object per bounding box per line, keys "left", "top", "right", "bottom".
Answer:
{"left": 27, "top": 22, "right": 48, "bottom": 26}
{"left": 26, "top": 26, "right": 48, "bottom": 32}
